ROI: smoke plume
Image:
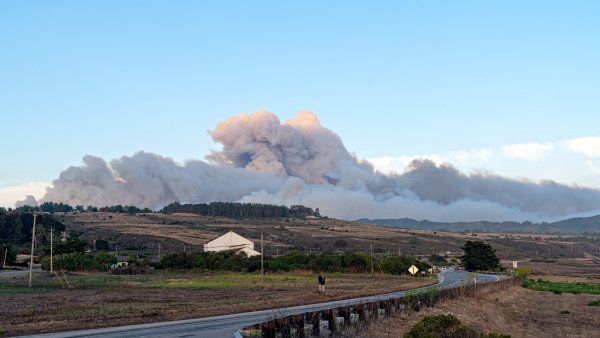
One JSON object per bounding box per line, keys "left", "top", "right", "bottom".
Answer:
{"left": 24, "top": 111, "right": 600, "bottom": 222}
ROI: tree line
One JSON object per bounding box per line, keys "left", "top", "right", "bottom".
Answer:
{"left": 0, "top": 211, "right": 66, "bottom": 266}
{"left": 157, "top": 251, "right": 431, "bottom": 274}
{"left": 161, "top": 202, "right": 320, "bottom": 218}
{"left": 10, "top": 201, "right": 320, "bottom": 219}
{"left": 0, "top": 211, "right": 65, "bottom": 246}
{"left": 12, "top": 202, "right": 152, "bottom": 214}
{"left": 33, "top": 239, "right": 502, "bottom": 274}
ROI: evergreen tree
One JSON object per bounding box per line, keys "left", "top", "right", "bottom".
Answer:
{"left": 1, "top": 243, "right": 17, "bottom": 266}
{"left": 460, "top": 240, "right": 500, "bottom": 271}
{"left": 95, "top": 239, "right": 110, "bottom": 251}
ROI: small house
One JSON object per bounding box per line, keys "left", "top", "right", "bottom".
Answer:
{"left": 110, "top": 255, "right": 129, "bottom": 270}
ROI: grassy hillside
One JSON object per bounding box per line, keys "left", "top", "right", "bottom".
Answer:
{"left": 51, "top": 212, "right": 600, "bottom": 261}
{"left": 359, "top": 215, "right": 600, "bottom": 234}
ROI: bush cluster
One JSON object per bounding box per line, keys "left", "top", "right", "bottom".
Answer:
{"left": 157, "top": 251, "right": 252, "bottom": 271}
{"left": 41, "top": 252, "right": 116, "bottom": 272}
{"left": 404, "top": 289, "right": 440, "bottom": 310}
{"left": 404, "top": 314, "right": 509, "bottom": 338}
{"left": 0, "top": 243, "right": 18, "bottom": 267}
{"left": 157, "top": 251, "right": 431, "bottom": 274}
{"left": 522, "top": 279, "right": 600, "bottom": 295}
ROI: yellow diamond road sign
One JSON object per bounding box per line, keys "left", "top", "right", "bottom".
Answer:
{"left": 408, "top": 265, "right": 419, "bottom": 275}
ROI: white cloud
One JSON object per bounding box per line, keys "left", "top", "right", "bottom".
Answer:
{"left": 367, "top": 136, "right": 600, "bottom": 189}
{"left": 368, "top": 155, "right": 438, "bottom": 174}
{"left": 585, "top": 161, "right": 600, "bottom": 174}
{"left": 452, "top": 148, "right": 494, "bottom": 164}
{"left": 565, "top": 136, "right": 600, "bottom": 157}
{"left": 501, "top": 142, "right": 554, "bottom": 160}
{"left": 368, "top": 149, "right": 494, "bottom": 175}
{"left": 0, "top": 181, "right": 49, "bottom": 208}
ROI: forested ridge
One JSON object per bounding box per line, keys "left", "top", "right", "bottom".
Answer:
{"left": 8, "top": 201, "right": 320, "bottom": 219}
{"left": 0, "top": 211, "right": 65, "bottom": 246}
{"left": 1, "top": 201, "right": 320, "bottom": 249}
{"left": 161, "top": 202, "right": 320, "bottom": 218}
{"left": 12, "top": 202, "right": 152, "bottom": 214}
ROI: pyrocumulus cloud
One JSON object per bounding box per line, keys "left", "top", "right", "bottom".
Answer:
{"left": 20, "top": 111, "right": 600, "bottom": 222}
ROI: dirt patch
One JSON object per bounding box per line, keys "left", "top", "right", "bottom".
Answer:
{"left": 523, "top": 260, "right": 600, "bottom": 277}
{"left": 358, "top": 285, "right": 600, "bottom": 338}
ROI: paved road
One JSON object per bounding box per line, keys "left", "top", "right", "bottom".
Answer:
{"left": 26, "top": 270, "right": 500, "bottom": 338}
{"left": 0, "top": 268, "right": 41, "bottom": 278}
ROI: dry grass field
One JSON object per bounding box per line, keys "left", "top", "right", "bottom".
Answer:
{"left": 55, "top": 212, "right": 600, "bottom": 261}
{"left": 357, "top": 285, "right": 600, "bottom": 338}
{"left": 0, "top": 271, "right": 435, "bottom": 336}
{"left": 522, "top": 258, "right": 600, "bottom": 277}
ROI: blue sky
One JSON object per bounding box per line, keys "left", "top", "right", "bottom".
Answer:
{"left": 1, "top": 1, "right": 599, "bottom": 206}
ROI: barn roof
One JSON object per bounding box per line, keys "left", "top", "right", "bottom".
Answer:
{"left": 205, "top": 231, "right": 253, "bottom": 246}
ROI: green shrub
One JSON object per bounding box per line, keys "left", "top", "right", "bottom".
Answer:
{"left": 530, "top": 258, "right": 556, "bottom": 263}
{"left": 44, "top": 236, "right": 87, "bottom": 255}
{"left": 523, "top": 279, "right": 600, "bottom": 295}
{"left": 404, "top": 289, "right": 439, "bottom": 310}
{"left": 514, "top": 267, "right": 532, "bottom": 280}
{"left": 157, "top": 251, "right": 430, "bottom": 274}
{"left": 428, "top": 254, "right": 448, "bottom": 266}
{"left": 95, "top": 239, "right": 110, "bottom": 251}
{"left": 379, "top": 255, "right": 430, "bottom": 275}
{"left": 588, "top": 299, "right": 600, "bottom": 306}
{"left": 560, "top": 309, "right": 570, "bottom": 315}
{"left": 404, "top": 314, "right": 478, "bottom": 338}
{"left": 404, "top": 314, "right": 509, "bottom": 338}
{"left": 42, "top": 252, "right": 116, "bottom": 272}
{"left": 0, "top": 243, "right": 18, "bottom": 267}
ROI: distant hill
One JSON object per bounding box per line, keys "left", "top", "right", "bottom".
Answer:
{"left": 357, "top": 215, "right": 600, "bottom": 234}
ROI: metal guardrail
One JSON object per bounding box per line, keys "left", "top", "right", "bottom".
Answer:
{"left": 235, "top": 275, "right": 517, "bottom": 337}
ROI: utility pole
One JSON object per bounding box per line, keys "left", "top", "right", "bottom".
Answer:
{"left": 260, "top": 233, "right": 264, "bottom": 289}
{"left": 28, "top": 213, "right": 37, "bottom": 287}
{"left": 370, "top": 243, "right": 374, "bottom": 278}
{"left": 50, "top": 227, "right": 54, "bottom": 274}
{"left": 158, "top": 243, "right": 161, "bottom": 260}
{"left": 2, "top": 247, "right": 7, "bottom": 268}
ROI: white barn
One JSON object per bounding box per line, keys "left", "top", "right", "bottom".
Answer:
{"left": 203, "top": 231, "right": 261, "bottom": 257}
